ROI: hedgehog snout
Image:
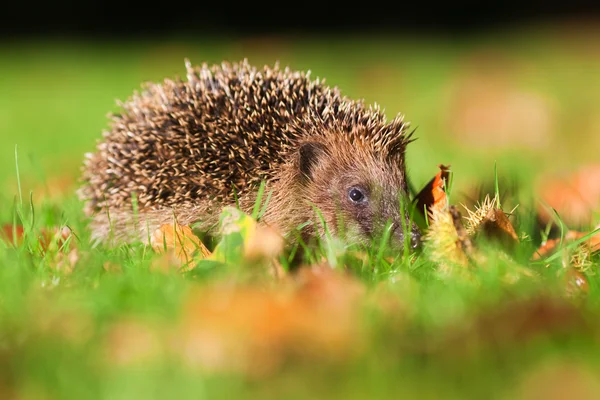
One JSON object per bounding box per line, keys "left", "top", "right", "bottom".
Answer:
{"left": 390, "top": 221, "right": 422, "bottom": 250}
{"left": 409, "top": 226, "right": 421, "bottom": 250}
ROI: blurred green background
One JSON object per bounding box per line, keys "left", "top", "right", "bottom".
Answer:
{"left": 1, "top": 25, "right": 600, "bottom": 211}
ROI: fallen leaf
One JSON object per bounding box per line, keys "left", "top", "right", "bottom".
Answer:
{"left": 1, "top": 224, "right": 73, "bottom": 252}
{"left": 151, "top": 223, "right": 210, "bottom": 265}
{"left": 414, "top": 164, "right": 451, "bottom": 217}
{"left": 532, "top": 230, "right": 595, "bottom": 261}
{"left": 39, "top": 226, "right": 73, "bottom": 253}
{"left": 1, "top": 224, "right": 24, "bottom": 246}
{"left": 538, "top": 164, "right": 600, "bottom": 227}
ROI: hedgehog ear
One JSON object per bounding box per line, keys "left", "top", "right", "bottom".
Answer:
{"left": 298, "top": 142, "right": 327, "bottom": 181}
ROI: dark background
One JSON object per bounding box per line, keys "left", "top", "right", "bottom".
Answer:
{"left": 3, "top": 0, "right": 600, "bottom": 37}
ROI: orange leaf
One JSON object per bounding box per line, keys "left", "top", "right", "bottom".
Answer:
{"left": 39, "top": 226, "right": 73, "bottom": 252}
{"left": 1, "top": 224, "right": 73, "bottom": 252}
{"left": 532, "top": 231, "right": 586, "bottom": 261}
{"left": 537, "top": 164, "right": 600, "bottom": 227}
{"left": 414, "top": 164, "right": 451, "bottom": 216}
{"left": 151, "top": 223, "right": 210, "bottom": 265}
{"left": 1, "top": 224, "right": 24, "bottom": 245}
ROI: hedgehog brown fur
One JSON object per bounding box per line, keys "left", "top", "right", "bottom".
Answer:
{"left": 79, "top": 59, "right": 419, "bottom": 246}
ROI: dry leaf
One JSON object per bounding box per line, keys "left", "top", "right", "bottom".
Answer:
{"left": 151, "top": 223, "right": 210, "bottom": 265}
{"left": 415, "top": 164, "right": 451, "bottom": 216}
{"left": 39, "top": 226, "right": 73, "bottom": 253}
{"left": 538, "top": 164, "right": 600, "bottom": 227}
{"left": 531, "top": 230, "right": 598, "bottom": 261}
{"left": 1, "top": 224, "right": 73, "bottom": 252}
{"left": 1, "top": 224, "right": 24, "bottom": 246}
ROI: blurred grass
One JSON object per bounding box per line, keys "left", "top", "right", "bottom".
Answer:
{"left": 1, "top": 25, "right": 600, "bottom": 399}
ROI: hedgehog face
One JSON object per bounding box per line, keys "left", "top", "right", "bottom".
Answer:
{"left": 333, "top": 170, "right": 421, "bottom": 250}
{"left": 298, "top": 141, "right": 421, "bottom": 250}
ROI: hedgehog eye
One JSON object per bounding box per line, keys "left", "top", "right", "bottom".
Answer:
{"left": 348, "top": 187, "right": 367, "bottom": 204}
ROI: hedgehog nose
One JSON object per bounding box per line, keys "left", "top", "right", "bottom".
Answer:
{"left": 410, "top": 229, "right": 421, "bottom": 250}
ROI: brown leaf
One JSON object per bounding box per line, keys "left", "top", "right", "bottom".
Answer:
{"left": 151, "top": 223, "right": 210, "bottom": 265}
{"left": 1, "top": 224, "right": 24, "bottom": 246}
{"left": 538, "top": 164, "right": 600, "bottom": 227}
{"left": 414, "top": 164, "right": 451, "bottom": 217}
{"left": 1, "top": 224, "right": 73, "bottom": 252}
{"left": 530, "top": 230, "right": 600, "bottom": 261}
{"left": 39, "top": 226, "right": 73, "bottom": 253}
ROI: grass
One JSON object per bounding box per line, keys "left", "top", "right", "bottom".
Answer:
{"left": 2, "top": 25, "right": 600, "bottom": 398}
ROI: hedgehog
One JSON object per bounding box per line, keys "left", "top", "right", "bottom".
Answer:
{"left": 79, "top": 59, "right": 421, "bottom": 249}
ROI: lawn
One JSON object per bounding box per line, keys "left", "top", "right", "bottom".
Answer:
{"left": 1, "top": 24, "right": 600, "bottom": 399}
